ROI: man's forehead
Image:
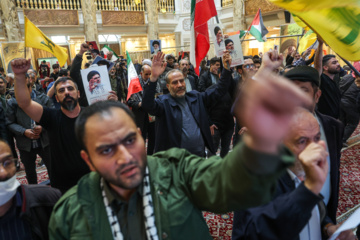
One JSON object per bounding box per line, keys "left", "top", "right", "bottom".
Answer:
{"left": 0, "top": 142, "right": 12, "bottom": 157}
{"left": 170, "top": 72, "right": 184, "bottom": 81}
{"left": 244, "top": 59, "right": 254, "bottom": 64}
{"left": 57, "top": 80, "right": 75, "bottom": 89}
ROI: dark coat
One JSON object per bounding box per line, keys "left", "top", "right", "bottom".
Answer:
{"left": 232, "top": 171, "right": 331, "bottom": 240}
{"left": 6, "top": 90, "right": 53, "bottom": 152}
{"left": 18, "top": 185, "right": 61, "bottom": 240}
{"left": 198, "top": 70, "right": 219, "bottom": 92}
{"left": 127, "top": 76, "right": 161, "bottom": 131}
{"left": 142, "top": 68, "right": 232, "bottom": 154}
{"left": 316, "top": 111, "right": 343, "bottom": 224}
{"left": 0, "top": 104, "right": 7, "bottom": 141}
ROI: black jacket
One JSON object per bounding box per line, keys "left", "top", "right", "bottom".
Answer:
{"left": 340, "top": 74, "right": 360, "bottom": 106}
{"left": 316, "top": 111, "right": 343, "bottom": 223}
{"left": 18, "top": 185, "right": 61, "bottom": 240}
{"left": 232, "top": 171, "right": 331, "bottom": 240}
{"left": 206, "top": 77, "right": 237, "bottom": 130}
{"left": 0, "top": 104, "right": 7, "bottom": 141}
{"left": 142, "top": 68, "right": 232, "bottom": 154}
{"left": 198, "top": 71, "right": 219, "bottom": 92}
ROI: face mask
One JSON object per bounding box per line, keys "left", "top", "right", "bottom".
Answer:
{"left": 0, "top": 175, "right": 20, "bottom": 206}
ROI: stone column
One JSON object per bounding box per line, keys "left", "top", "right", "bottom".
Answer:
{"left": 145, "top": 0, "right": 159, "bottom": 40}
{"left": 80, "top": 0, "right": 98, "bottom": 43}
{"left": 233, "top": 0, "right": 246, "bottom": 30}
{"left": 0, "top": 0, "right": 22, "bottom": 41}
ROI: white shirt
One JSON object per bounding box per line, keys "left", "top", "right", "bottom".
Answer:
{"left": 287, "top": 169, "right": 322, "bottom": 240}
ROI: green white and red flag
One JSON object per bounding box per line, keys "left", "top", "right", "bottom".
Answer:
{"left": 126, "top": 51, "right": 142, "bottom": 100}
{"left": 248, "top": 9, "right": 268, "bottom": 42}
{"left": 190, "top": 0, "right": 217, "bottom": 76}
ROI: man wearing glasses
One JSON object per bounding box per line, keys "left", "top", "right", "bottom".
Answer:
{"left": 0, "top": 140, "right": 61, "bottom": 239}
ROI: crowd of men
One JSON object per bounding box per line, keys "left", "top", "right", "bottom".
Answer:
{"left": 0, "top": 34, "right": 360, "bottom": 240}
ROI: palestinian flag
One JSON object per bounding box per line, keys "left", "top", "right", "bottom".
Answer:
{"left": 126, "top": 51, "right": 142, "bottom": 101}
{"left": 190, "top": 0, "right": 217, "bottom": 76}
{"left": 101, "top": 45, "right": 118, "bottom": 62}
{"left": 227, "top": 30, "right": 247, "bottom": 38}
{"left": 248, "top": 9, "right": 268, "bottom": 42}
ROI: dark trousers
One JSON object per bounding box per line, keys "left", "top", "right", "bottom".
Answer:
{"left": 19, "top": 146, "right": 51, "bottom": 184}
{"left": 211, "top": 127, "right": 234, "bottom": 158}
{"left": 142, "top": 121, "right": 155, "bottom": 155}
{"left": 340, "top": 102, "right": 360, "bottom": 142}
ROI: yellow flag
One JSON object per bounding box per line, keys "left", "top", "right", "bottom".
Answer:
{"left": 298, "top": 29, "right": 317, "bottom": 54}
{"left": 269, "top": 0, "right": 360, "bottom": 61}
{"left": 24, "top": 16, "right": 68, "bottom": 66}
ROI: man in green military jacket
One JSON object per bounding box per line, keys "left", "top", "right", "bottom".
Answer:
{"left": 47, "top": 51, "right": 310, "bottom": 240}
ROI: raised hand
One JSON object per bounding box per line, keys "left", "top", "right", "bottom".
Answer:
{"left": 260, "top": 50, "right": 284, "bottom": 71}
{"left": 299, "top": 141, "right": 328, "bottom": 194}
{"left": 11, "top": 58, "right": 31, "bottom": 76}
{"left": 150, "top": 52, "right": 166, "bottom": 82}
{"left": 79, "top": 43, "right": 89, "bottom": 56}
{"left": 107, "top": 90, "right": 118, "bottom": 101}
{"left": 236, "top": 67, "right": 312, "bottom": 154}
{"left": 222, "top": 50, "right": 232, "bottom": 70}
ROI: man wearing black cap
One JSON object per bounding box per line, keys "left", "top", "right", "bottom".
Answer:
{"left": 284, "top": 66, "right": 343, "bottom": 224}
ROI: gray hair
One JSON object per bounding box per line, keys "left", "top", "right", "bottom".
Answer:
{"left": 165, "top": 69, "right": 183, "bottom": 84}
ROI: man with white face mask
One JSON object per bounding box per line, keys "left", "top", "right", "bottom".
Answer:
{"left": 0, "top": 140, "right": 61, "bottom": 239}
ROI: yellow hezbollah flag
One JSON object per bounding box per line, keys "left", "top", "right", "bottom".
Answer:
{"left": 298, "top": 29, "right": 317, "bottom": 54}
{"left": 269, "top": 0, "right": 360, "bottom": 61}
{"left": 24, "top": 16, "right": 68, "bottom": 66}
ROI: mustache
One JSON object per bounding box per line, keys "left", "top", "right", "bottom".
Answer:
{"left": 64, "top": 95, "right": 75, "bottom": 101}
{"left": 115, "top": 162, "right": 138, "bottom": 174}
{"left": 177, "top": 87, "right": 186, "bottom": 92}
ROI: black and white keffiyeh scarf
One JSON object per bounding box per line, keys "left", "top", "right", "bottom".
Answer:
{"left": 100, "top": 167, "right": 158, "bottom": 240}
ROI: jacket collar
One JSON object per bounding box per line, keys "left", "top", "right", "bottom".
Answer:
{"left": 162, "top": 92, "right": 198, "bottom": 107}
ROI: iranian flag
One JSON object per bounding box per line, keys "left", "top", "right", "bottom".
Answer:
{"left": 190, "top": 0, "right": 217, "bottom": 76}
{"left": 101, "top": 45, "right": 118, "bottom": 61}
{"left": 248, "top": 9, "right": 268, "bottom": 42}
{"left": 126, "top": 51, "right": 142, "bottom": 101}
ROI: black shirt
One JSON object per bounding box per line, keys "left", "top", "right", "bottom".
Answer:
{"left": 317, "top": 73, "right": 341, "bottom": 119}
{"left": 39, "top": 107, "right": 90, "bottom": 192}
{"left": 49, "top": 72, "right": 59, "bottom": 81}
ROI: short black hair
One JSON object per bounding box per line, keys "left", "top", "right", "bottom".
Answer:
{"left": 91, "top": 49, "right": 100, "bottom": 55}
{"left": 87, "top": 70, "right": 100, "bottom": 82}
{"left": 253, "top": 59, "right": 261, "bottom": 64}
{"left": 75, "top": 101, "right": 136, "bottom": 151}
{"left": 0, "top": 67, "right": 4, "bottom": 73}
{"left": 52, "top": 63, "right": 60, "bottom": 69}
{"left": 209, "top": 57, "right": 220, "bottom": 66}
{"left": 54, "top": 77, "right": 78, "bottom": 95}
{"left": 322, "top": 54, "right": 336, "bottom": 66}
{"left": 214, "top": 26, "right": 221, "bottom": 35}
{"left": 59, "top": 68, "right": 68, "bottom": 77}
{"left": 166, "top": 55, "right": 175, "bottom": 61}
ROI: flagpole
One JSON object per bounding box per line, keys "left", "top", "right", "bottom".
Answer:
{"left": 337, "top": 55, "right": 360, "bottom": 77}
{"left": 240, "top": 31, "right": 248, "bottom": 44}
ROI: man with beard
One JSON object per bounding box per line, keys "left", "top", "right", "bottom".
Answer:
{"left": 0, "top": 140, "right": 61, "bottom": 240}
{"left": 225, "top": 39, "right": 237, "bottom": 58}
{"left": 109, "top": 66, "right": 126, "bottom": 102}
{"left": 6, "top": 76, "right": 52, "bottom": 184}
{"left": 315, "top": 37, "right": 342, "bottom": 119}
{"left": 48, "top": 47, "right": 311, "bottom": 239}
{"left": 142, "top": 52, "right": 232, "bottom": 156}
{"left": 12, "top": 58, "right": 119, "bottom": 193}
{"left": 198, "top": 57, "right": 221, "bottom": 92}
{"left": 179, "top": 59, "right": 197, "bottom": 91}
